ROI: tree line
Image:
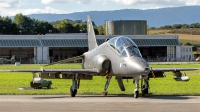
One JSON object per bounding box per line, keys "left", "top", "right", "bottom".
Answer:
{"left": 0, "top": 13, "right": 104, "bottom": 35}
{"left": 1, "top": 13, "right": 199, "bottom": 35}
{"left": 149, "top": 23, "right": 200, "bottom": 29}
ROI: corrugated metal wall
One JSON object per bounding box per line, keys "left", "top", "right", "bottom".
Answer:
{"left": 106, "top": 20, "right": 147, "bottom": 35}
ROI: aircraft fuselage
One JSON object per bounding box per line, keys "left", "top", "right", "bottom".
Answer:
{"left": 83, "top": 36, "right": 150, "bottom": 77}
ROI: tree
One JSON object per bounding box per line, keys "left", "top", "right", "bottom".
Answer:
{"left": 0, "top": 16, "right": 18, "bottom": 34}
{"left": 181, "top": 24, "right": 189, "bottom": 28}
{"left": 79, "top": 22, "right": 87, "bottom": 33}
{"left": 172, "top": 24, "right": 182, "bottom": 29}
{"left": 190, "top": 23, "right": 200, "bottom": 28}
{"left": 73, "top": 23, "right": 81, "bottom": 33}
{"left": 56, "top": 20, "right": 74, "bottom": 33}
{"left": 97, "top": 25, "right": 104, "bottom": 35}
{"left": 160, "top": 25, "right": 172, "bottom": 29}
{"left": 13, "top": 13, "right": 35, "bottom": 34}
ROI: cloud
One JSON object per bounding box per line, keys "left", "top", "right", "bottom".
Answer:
{"left": 40, "top": 0, "right": 200, "bottom": 7}
{"left": 41, "top": 0, "right": 99, "bottom": 4}
{"left": 0, "top": 7, "right": 68, "bottom": 16}
{"left": 112, "top": 0, "right": 200, "bottom": 6}
{"left": 0, "top": 0, "right": 24, "bottom": 8}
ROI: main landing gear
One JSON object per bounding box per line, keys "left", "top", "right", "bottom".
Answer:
{"left": 102, "top": 70, "right": 111, "bottom": 96}
{"left": 102, "top": 76, "right": 112, "bottom": 96}
{"left": 133, "top": 75, "right": 149, "bottom": 98}
{"left": 70, "top": 74, "right": 80, "bottom": 97}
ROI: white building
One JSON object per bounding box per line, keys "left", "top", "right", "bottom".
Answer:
{"left": 180, "top": 46, "right": 193, "bottom": 61}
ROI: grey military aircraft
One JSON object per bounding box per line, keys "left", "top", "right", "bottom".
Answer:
{"left": 0, "top": 16, "right": 197, "bottom": 98}
{"left": 0, "top": 55, "right": 15, "bottom": 63}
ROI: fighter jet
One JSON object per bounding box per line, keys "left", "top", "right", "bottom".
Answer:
{"left": 0, "top": 55, "right": 15, "bottom": 63}
{"left": 0, "top": 16, "right": 197, "bottom": 98}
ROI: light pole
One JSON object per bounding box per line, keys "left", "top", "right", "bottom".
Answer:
{"left": 80, "top": 30, "right": 83, "bottom": 33}
{"left": 190, "top": 28, "right": 193, "bottom": 44}
{"left": 19, "top": 30, "right": 22, "bottom": 35}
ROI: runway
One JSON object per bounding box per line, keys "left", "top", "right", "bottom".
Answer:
{"left": 1, "top": 95, "right": 200, "bottom": 112}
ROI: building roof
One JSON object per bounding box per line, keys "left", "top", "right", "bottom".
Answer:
{"left": 0, "top": 35, "right": 180, "bottom": 47}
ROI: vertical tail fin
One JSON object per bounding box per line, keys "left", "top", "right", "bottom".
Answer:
{"left": 87, "top": 15, "right": 98, "bottom": 51}
{"left": 11, "top": 55, "right": 15, "bottom": 60}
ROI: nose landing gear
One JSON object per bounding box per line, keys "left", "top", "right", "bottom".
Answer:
{"left": 133, "top": 75, "right": 149, "bottom": 98}
{"left": 133, "top": 76, "right": 140, "bottom": 98}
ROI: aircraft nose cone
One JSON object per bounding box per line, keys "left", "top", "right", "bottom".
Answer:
{"left": 136, "top": 58, "right": 150, "bottom": 75}
{"left": 144, "top": 67, "right": 150, "bottom": 74}
{"left": 125, "top": 57, "right": 150, "bottom": 76}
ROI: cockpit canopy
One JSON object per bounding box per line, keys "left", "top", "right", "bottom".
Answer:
{"left": 107, "top": 36, "right": 142, "bottom": 57}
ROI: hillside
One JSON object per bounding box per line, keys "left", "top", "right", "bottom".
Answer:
{"left": 149, "top": 29, "right": 200, "bottom": 46}
{"left": 26, "top": 6, "right": 200, "bottom": 27}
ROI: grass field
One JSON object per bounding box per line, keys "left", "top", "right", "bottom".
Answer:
{"left": 1, "top": 64, "right": 200, "bottom": 95}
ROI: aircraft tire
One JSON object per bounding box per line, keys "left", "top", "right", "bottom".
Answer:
{"left": 142, "top": 86, "right": 148, "bottom": 97}
{"left": 102, "top": 91, "right": 108, "bottom": 96}
{"left": 70, "top": 88, "right": 77, "bottom": 97}
{"left": 142, "top": 89, "right": 148, "bottom": 96}
{"left": 134, "top": 91, "right": 139, "bottom": 98}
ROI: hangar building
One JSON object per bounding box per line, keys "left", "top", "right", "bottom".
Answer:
{"left": 0, "top": 34, "right": 192, "bottom": 64}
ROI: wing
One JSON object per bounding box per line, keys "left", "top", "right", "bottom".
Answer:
{"left": 0, "top": 68, "right": 98, "bottom": 74}
{"left": 151, "top": 68, "right": 198, "bottom": 72}
{"left": 149, "top": 68, "right": 198, "bottom": 81}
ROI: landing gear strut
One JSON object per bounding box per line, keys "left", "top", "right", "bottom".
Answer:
{"left": 102, "top": 73, "right": 112, "bottom": 96}
{"left": 70, "top": 74, "right": 79, "bottom": 97}
{"left": 141, "top": 76, "right": 149, "bottom": 97}
{"left": 133, "top": 76, "right": 140, "bottom": 98}
{"left": 133, "top": 75, "right": 149, "bottom": 98}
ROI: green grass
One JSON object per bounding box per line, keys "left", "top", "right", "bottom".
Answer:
{"left": 1, "top": 64, "right": 200, "bottom": 95}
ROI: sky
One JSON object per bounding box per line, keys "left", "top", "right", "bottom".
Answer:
{"left": 0, "top": 0, "right": 200, "bottom": 16}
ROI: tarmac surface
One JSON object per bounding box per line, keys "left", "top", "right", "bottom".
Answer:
{"left": 1, "top": 95, "right": 200, "bottom": 112}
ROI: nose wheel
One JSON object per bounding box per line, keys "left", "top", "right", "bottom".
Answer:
{"left": 141, "top": 76, "right": 149, "bottom": 97}
{"left": 133, "top": 75, "right": 149, "bottom": 98}
{"left": 142, "top": 85, "right": 149, "bottom": 97}
{"left": 134, "top": 90, "right": 139, "bottom": 98}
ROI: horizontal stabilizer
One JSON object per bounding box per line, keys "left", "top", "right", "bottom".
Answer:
{"left": 44, "top": 55, "right": 84, "bottom": 66}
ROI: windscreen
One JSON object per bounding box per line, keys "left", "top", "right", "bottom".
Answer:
{"left": 108, "top": 36, "right": 142, "bottom": 57}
